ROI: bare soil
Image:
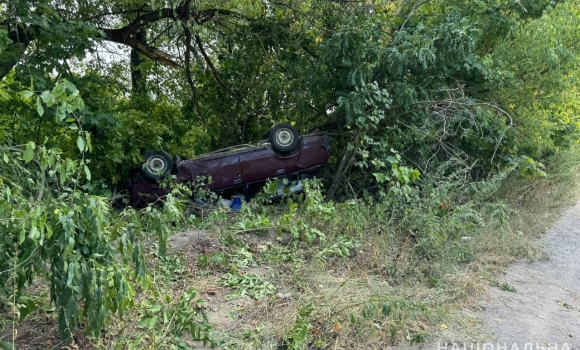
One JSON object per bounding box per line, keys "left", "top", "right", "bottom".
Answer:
{"left": 475, "top": 201, "right": 580, "bottom": 348}
{"left": 405, "top": 201, "right": 580, "bottom": 349}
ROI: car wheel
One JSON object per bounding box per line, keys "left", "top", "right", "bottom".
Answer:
{"left": 142, "top": 150, "right": 173, "bottom": 181}
{"left": 269, "top": 123, "right": 300, "bottom": 152}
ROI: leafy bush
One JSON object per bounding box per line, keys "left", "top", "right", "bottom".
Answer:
{"left": 0, "top": 82, "right": 187, "bottom": 341}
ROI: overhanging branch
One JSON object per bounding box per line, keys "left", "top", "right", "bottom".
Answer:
{"left": 101, "top": 28, "right": 180, "bottom": 68}
{"left": 97, "top": 5, "right": 244, "bottom": 69}
{"left": 1, "top": 3, "right": 246, "bottom": 77}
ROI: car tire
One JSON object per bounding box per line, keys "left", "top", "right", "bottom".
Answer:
{"left": 142, "top": 150, "right": 173, "bottom": 181}
{"left": 269, "top": 123, "right": 300, "bottom": 152}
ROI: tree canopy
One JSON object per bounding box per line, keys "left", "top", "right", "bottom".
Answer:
{"left": 1, "top": 0, "right": 579, "bottom": 186}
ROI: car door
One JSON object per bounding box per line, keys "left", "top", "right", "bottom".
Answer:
{"left": 239, "top": 146, "right": 288, "bottom": 183}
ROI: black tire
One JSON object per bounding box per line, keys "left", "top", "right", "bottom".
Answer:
{"left": 269, "top": 123, "right": 300, "bottom": 152}
{"left": 142, "top": 150, "right": 173, "bottom": 181}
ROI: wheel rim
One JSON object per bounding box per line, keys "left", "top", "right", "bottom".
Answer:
{"left": 146, "top": 156, "right": 167, "bottom": 174}
{"left": 275, "top": 128, "right": 294, "bottom": 147}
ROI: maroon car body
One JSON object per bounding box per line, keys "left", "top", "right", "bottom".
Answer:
{"left": 130, "top": 134, "right": 331, "bottom": 205}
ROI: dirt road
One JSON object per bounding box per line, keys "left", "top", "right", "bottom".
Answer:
{"left": 475, "top": 202, "right": 580, "bottom": 348}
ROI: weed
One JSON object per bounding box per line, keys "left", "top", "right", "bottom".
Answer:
{"left": 8, "top": 144, "right": 579, "bottom": 350}
{"left": 219, "top": 273, "right": 275, "bottom": 299}
{"left": 197, "top": 252, "right": 228, "bottom": 269}
{"left": 284, "top": 304, "right": 314, "bottom": 350}
{"left": 115, "top": 289, "right": 215, "bottom": 349}
{"left": 222, "top": 325, "right": 266, "bottom": 350}
{"left": 154, "top": 254, "right": 186, "bottom": 281}
{"left": 501, "top": 282, "right": 516, "bottom": 292}
{"left": 259, "top": 246, "right": 295, "bottom": 265}
{"left": 351, "top": 298, "right": 436, "bottom": 344}
{"left": 230, "top": 247, "right": 256, "bottom": 269}
{"left": 316, "top": 237, "right": 359, "bottom": 260}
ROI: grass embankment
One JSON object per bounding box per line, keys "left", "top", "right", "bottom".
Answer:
{"left": 9, "top": 147, "right": 580, "bottom": 349}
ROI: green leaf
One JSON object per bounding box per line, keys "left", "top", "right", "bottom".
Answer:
{"left": 77, "top": 136, "right": 85, "bottom": 152}
{"left": 84, "top": 165, "right": 91, "bottom": 181}
{"left": 382, "top": 303, "right": 392, "bottom": 316}
{"left": 373, "top": 172, "right": 388, "bottom": 183}
{"left": 36, "top": 97, "right": 44, "bottom": 116}
{"left": 29, "top": 226, "right": 40, "bottom": 240}
{"left": 63, "top": 80, "right": 79, "bottom": 95}
{"left": 46, "top": 224, "right": 53, "bottom": 239}
{"left": 18, "top": 299, "right": 38, "bottom": 321}
{"left": 40, "top": 90, "right": 52, "bottom": 103}
{"left": 23, "top": 142, "right": 35, "bottom": 163}
{"left": 137, "top": 315, "right": 158, "bottom": 330}
{"left": 148, "top": 304, "right": 162, "bottom": 313}
{"left": 19, "top": 90, "right": 34, "bottom": 98}
{"left": 149, "top": 315, "right": 158, "bottom": 329}
{"left": 56, "top": 104, "right": 67, "bottom": 121}
{"left": 67, "top": 263, "right": 75, "bottom": 286}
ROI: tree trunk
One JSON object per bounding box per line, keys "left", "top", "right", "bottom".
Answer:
{"left": 325, "top": 144, "right": 353, "bottom": 200}
{"left": 0, "top": 25, "right": 36, "bottom": 81}
{"left": 130, "top": 29, "right": 147, "bottom": 94}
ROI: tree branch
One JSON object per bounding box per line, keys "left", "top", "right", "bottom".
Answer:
{"left": 97, "top": 6, "right": 244, "bottom": 69}
{"left": 181, "top": 1, "right": 202, "bottom": 107}
{"left": 0, "top": 24, "right": 38, "bottom": 80}
{"left": 194, "top": 34, "right": 236, "bottom": 97}
{"left": 102, "top": 27, "right": 180, "bottom": 68}
{"left": 1, "top": 4, "right": 246, "bottom": 77}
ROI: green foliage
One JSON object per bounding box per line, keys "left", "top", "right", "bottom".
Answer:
{"left": 484, "top": 0, "right": 580, "bottom": 157}
{"left": 277, "top": 180, "right": 335, "bottom": 244}
{"left": 0, "top": 28, "right": 10, "bottom": 52}
{"left": 390, "top": 165, "right": 516, "bottom": 260}
{"left": 316, "top": 237, "right": 359, "bottom": 260}
{"left": 501, "top": 282, "right": 516, "bottom": 292}
{"left": 354, "top": 298, "right": 434, "bottom": 344}
{"left": 2, "top": 0, "right": 578, "bottom": 193}
{"left": 0, "top": 82, "right": 183, "bottom": 342}
{"left": 219, "top": 273, "right": 276, "bottom": 300}
{"left": 235, "top": 178, "right": 336, "bottom": 244}
{"left": 283, "top": 304, "right": 314, "bottom": 350}
{"left": 0, "top": 142, "right": 135, "bottom": 340}
{"left": 130, "top": 290, "right": 215, "bottom": 349}
{"left": 197, "top": 252, "right": 228, "bottom": 270}
{"left": 230, "top": 247, "right": 257, "bottom": 269}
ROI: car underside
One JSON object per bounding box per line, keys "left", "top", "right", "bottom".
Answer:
{"left": 129, "top": 124, "right": 331, "bottom": 206}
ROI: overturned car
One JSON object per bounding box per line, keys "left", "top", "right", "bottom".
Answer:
{"left": 129, "top": 123, "right": 332, "bottom": 206}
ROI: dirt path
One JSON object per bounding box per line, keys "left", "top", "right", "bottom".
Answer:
{"left": 474, "top": 201, "right": 580, "bottom": 348}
